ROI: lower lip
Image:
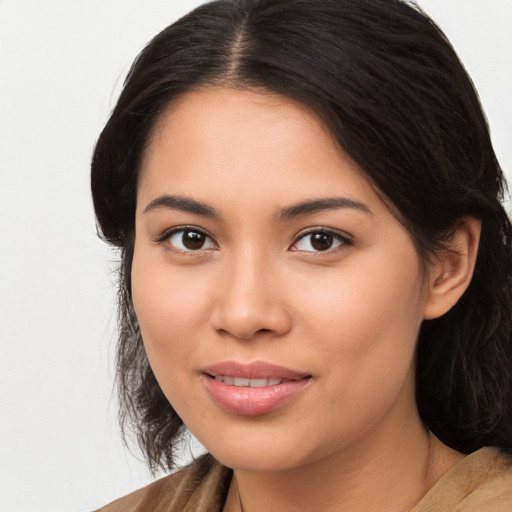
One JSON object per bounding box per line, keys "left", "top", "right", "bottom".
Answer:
{"left": 202, "top": 375, "right": 311, "bottom": 416}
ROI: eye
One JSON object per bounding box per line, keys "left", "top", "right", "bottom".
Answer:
{"left": 290, "top": 230, "right": 350, "bottom": 253}
{"left": 163, "top": 228, "right": 217, "bottom": 252}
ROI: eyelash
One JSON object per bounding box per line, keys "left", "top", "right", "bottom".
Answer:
{"left": 154, "top": 226, "right": 352, "bottom": 254}
{"left": 154, "top": 226, "right": 218, "bottom": 253}
{"left": 290, "top": 228, "right": 352, "bottom": 253}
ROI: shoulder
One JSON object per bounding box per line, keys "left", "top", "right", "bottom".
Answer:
{"left": 413, "top": 447, "right": 512, "bottom": 512}
{"left": 95, "top": 454, "right": 232, "bottom": 512}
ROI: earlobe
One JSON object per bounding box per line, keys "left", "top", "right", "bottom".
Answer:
{"left": 423, "top": 217, "right": 481, "bottom": 320}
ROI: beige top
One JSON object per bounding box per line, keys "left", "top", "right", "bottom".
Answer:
{"left": 97, "top": 447, "right": 512, "bottom": 512}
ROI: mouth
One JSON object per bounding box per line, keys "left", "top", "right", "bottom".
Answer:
{"left": 201, "top": 361, "right": 312, "bottom": 416}
{"left": 209, "top": 375, "right": 289, "bottom": 387}
{"left": 202, "top": 360, "right": 310, "bottom": 381}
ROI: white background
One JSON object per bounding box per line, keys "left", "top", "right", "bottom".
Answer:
{"left": 0, "top": 1, "right": 511, "bottom": 511}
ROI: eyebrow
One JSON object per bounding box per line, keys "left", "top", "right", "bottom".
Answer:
{"left": 143, "top": 194, "right": 372, "bottom": 221}
{"left": 276, "top": 197, "right": 373, "bottom": 221}
{"left": 143, "top": 194, "right": 220, "bottom": 219}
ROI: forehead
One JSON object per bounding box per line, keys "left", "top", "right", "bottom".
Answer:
{"left": 144, "top": 86, "right": 342, "bottom": 169}
{"left": 138, "top": 86, "right": 379, "bottom": 209}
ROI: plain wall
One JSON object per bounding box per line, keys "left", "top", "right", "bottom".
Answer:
{"left": 0, "top": 1, "right": 510, "bottom": 511}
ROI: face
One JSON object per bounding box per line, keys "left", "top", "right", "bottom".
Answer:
{"left": 132, "top": 87, "right": 431, "bottom": 472}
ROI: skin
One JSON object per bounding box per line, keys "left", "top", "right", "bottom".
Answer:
{"left": 132, "top": 87, "right": 480, "bottom": 511}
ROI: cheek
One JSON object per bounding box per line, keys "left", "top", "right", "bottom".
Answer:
{"left": 301, "top": 258, "right": 424, "bottom": 340}
{"left": 294, "top": 266, "right": 424, "bottom": 444}
{"left": 131, "top": 251, "right": 209, "bottom": 368}
{"left": 296, "top": 253, "right": 425, "bottom": 390}
{"left": 131, "top": 253, "right": 213, "bottom": 420}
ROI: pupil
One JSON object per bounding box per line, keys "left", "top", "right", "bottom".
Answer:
{"left": 311, "top": 232, "right": 333, "bottom": 251}
{"left": 183, "top": 231, "right": 205, "bottom": 250}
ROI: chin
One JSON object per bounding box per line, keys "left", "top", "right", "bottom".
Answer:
{"left": 210, "top": 446, "right": 306, "bottom": 473}
{"left": 193, "top": 423, "right": 329, "bottom": 473}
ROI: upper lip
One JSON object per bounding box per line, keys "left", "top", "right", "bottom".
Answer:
{"left": 202, "top": 361, "right": 310, "bottom": 380}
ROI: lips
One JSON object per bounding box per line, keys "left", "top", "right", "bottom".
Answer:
{"left": 202, "top": 361, "right": 311, "bottom": 416}
{"left": 203, "top": 361, "right": 310, "bottom": 380}
{"left": 213, "top": 375, "right": 284, "bottom": 387}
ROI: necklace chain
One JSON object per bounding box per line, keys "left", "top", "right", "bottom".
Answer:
{"left": 235, "top": 475, "right": 245, "bottom": 512}
{"left": 233, "top": 436, "right": 434, "bottom": 512}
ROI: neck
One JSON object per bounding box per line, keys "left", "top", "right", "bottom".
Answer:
{"left": 225, "top": 415, "right": 463, "bottom": 512}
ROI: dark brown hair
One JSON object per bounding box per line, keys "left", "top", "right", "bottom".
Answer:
{"left": 91, "top": 0, "right": 512, "bottom": 472}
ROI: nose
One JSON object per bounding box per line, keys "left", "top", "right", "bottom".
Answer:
{"left": 210, "top": 251, "right": 292, "bottom": 341}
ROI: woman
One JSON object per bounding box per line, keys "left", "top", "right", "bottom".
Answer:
{"left": 92, "top": 0, "right": 512, "bottom": 510}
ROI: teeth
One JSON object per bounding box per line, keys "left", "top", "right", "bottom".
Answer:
{"left": 213, "top": 375, "right": 283, "bottom": 387}
{"left": 249, "top": 378, "right": 268, "bottom": 388}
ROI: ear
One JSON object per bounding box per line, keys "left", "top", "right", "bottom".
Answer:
{"left": 423, "top": 217, "right": 481, "bottom": 320}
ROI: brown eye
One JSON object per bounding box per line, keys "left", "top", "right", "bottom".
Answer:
{"left": 168, "top": 229, "right": 216, "bottom": 251}
{"left": 310, "top": 232, "right": 334, "bottom": 251}
{"left": 291, "top": 230, "right": 349, "bottom": 252}
{"left": 183, "top": 230, "right": 206, "bottom": 249}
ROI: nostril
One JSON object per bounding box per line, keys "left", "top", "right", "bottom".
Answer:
{"left": 211, "top": 300, "right": 292, "bottom": 341}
